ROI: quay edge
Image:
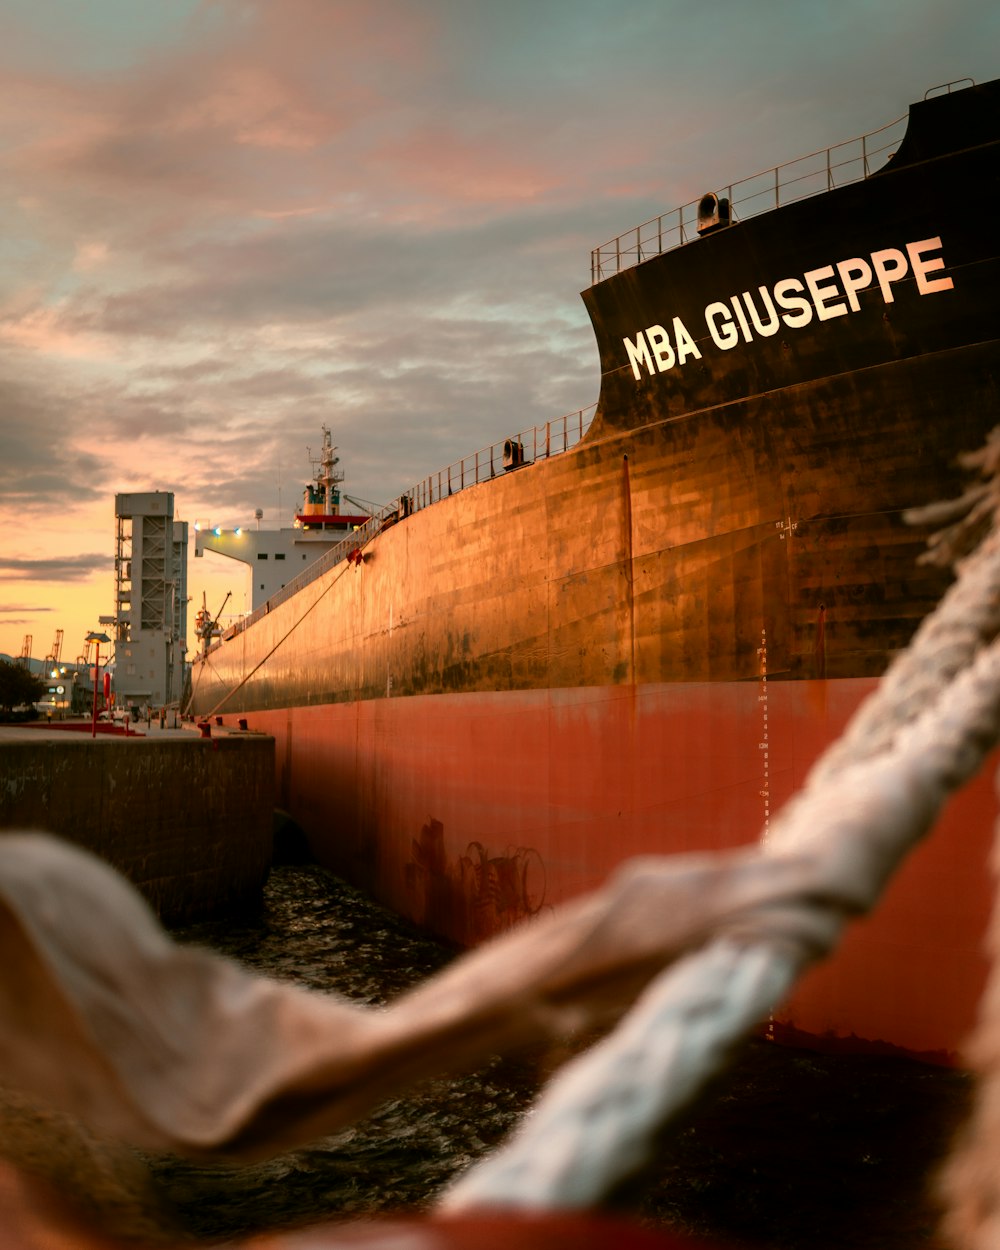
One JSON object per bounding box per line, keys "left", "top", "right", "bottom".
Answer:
{"left": 0, "top": 725, "right": 274, "bottom": 925}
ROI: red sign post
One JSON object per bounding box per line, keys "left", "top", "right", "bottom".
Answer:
{"left": 85, "top": 632, "right": 111, "bottom": 739}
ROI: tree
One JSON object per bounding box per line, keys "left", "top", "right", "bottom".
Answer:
{"left": 0, "top": 659, "right": 45, "bottom": 719}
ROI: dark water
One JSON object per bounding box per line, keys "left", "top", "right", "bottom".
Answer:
{"left": 151, "top": 865, "right": 540, "bottom": 1240}
{"left": 151, "top": 865, "right": 973, "bottom": 1250}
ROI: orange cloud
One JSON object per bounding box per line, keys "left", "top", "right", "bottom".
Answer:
{"left": 0, "top": 305, "right": 110, "bottom": 359}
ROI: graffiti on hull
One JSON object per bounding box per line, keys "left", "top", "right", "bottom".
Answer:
{"left": 404, "top": 817, "right": 547, "bottom": 945}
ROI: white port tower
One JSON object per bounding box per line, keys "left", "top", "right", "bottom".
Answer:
{"left": 106, "top": 492, "right": 188, "bottom": 708}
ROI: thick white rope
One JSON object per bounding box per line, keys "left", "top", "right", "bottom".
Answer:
{"left": 938, "top": 815, "right": 1000, "bottom": 1250}
{"left": 439, "top": 940, "right": 797, "bottom": 1211}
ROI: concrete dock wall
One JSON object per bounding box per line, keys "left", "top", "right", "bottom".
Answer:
{"left": 0, "top": 728, "right": 274, "bottom": 924}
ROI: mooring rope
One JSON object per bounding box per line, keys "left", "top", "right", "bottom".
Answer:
{"left": 940, "top": 813, "right": 1000, "bottom": 1250}
{"left": 926, "top": 435, "right": 1000, "bottom": 1250}
{"left": 439, "top": 939, "right": 798, "bottom": 1211}
{"left": 200, "top": 530, "right": 375, "bottom": 719}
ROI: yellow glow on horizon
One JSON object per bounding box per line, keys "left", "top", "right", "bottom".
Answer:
{"left": 0, "top": 546, "right": 251, "bottom": 668}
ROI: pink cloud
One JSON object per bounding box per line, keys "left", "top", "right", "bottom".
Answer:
{"left": 160, "top": 64, "right": 334, "bottom": 152}
{"left": 0, "top": 72, "right": 118, "bottom": 171}
{"left": 0, "top": 1, "right": 436, "bottom": 223}
{"left": 2, "top": 0, "right": 652, "bottom": 231}
{"left": 0, "top": 304, "right": 111, "bottom": 359}
{"left": 366, "top": 119, "right": 562, "bottom": 210}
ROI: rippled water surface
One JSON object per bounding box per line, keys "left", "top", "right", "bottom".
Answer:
{"left": 152, "top": 865, "right": 972, "bottom": 1250}
{"left": 152, "top": 865, "right": 540, "bottom": 1240}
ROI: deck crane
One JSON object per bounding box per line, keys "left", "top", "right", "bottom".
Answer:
{"left": 194, "top": 591, "right": 231, "bottom": 655}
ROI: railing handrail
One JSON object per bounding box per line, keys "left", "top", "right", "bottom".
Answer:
{"left": 211, "top": 403, "right": 597, "bottom": 647}
{"left": 590, "top": 112, "right": 907, "bottom": 283}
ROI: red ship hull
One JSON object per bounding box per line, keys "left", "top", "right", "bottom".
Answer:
{"left": 238, "top": 676, "right": 994, "bottom": 1063}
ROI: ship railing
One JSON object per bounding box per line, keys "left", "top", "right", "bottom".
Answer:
{"left": 590, "top": 113, "right": 907, "bottom": 282}
{"left": 408, "top": 402, "right": 596, "bottom": 512}
{"left": 220, "top": 403, "right": 597, "bottom": 645}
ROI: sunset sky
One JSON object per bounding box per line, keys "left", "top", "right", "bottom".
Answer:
{"left": 0, "top": 0, "right": 996, "bottom": 665}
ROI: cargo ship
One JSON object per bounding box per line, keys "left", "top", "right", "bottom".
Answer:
{"left": 189, "top": 77, "right": 1000, "bottom": 1062}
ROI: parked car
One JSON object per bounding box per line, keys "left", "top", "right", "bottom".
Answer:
{"left": 97, "top": 708, "right": 128, "bottom": 723}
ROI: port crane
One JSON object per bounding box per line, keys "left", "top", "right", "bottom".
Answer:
{"left": 45, "top": 629, "right": 64, "bottom": 671}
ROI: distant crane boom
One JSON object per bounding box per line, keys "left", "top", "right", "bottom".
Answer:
{"left": 45, "top": 629, "right": 64, "bottom": 668}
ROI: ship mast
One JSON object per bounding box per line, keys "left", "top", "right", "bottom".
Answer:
{"left": 307, "top": 426, "right": 344, "bottom": 516}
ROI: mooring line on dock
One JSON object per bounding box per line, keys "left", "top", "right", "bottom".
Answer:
{"left": 204, "top": 530, "right": 376, "bottom": 719}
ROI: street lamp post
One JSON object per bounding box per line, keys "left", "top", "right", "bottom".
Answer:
{"left": 85, "top": 631, "right": 111, "bottom": 739}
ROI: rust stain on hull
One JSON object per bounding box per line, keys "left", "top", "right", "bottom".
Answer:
{"left": 405, "top": 818, "right": 547, "bottom": 946}
{"left": 223, "top": 680, "right": 996, "bottom": 1063}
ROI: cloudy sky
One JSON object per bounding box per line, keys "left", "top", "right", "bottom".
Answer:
{"left": 0, "top": 0, "right": 996, "bottom": 663}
